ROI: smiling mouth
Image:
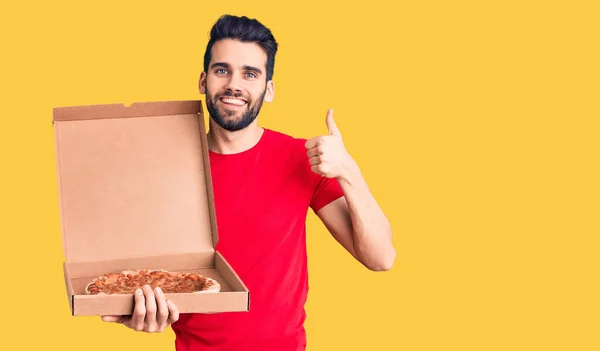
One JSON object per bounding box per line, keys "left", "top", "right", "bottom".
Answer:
{"left": 219, "top": 97, "right": 247, "bottom": 106}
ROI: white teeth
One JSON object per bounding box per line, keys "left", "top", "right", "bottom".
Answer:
{"left": 221, "top": 98, "right": 245, "bottom": 106}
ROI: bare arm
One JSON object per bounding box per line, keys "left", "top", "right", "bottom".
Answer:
{"left": 316, "top": 162, "right": 395, "bottom": 271}
{"left": 306, "top": 109, "right": 395, "bottom": 271}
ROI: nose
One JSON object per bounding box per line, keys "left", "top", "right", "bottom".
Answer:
{"left": 224, "top": 73, "right": 243, "bottom": 92}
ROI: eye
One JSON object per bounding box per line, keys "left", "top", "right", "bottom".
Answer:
{"left": 245, "top": 72, "right": 257, "bottom": 78}
{"left": 216, "top": 69, "right": 228, "bottom": 74}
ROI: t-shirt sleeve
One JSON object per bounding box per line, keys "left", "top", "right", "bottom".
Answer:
{"left": 310, "top": 175, "right": 344, "bottom": 212}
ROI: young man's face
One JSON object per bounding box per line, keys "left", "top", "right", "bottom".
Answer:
{"left": 200, "top": 38, "right": 274, "bottom": 132}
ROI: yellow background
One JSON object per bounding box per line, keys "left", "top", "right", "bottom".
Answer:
{"left": 1, "top": 0, "right": 598, "bottom": 350}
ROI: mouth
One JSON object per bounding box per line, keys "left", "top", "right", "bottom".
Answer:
{"left": 218, "top": 97, "right": 247, "bottom": 107}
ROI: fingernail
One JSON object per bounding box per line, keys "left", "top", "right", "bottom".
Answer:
{"left": 155, "top": 287, "right": 162, "bottom": 295}
{"left": 136, "top": 289, "right": 142, "bottom": 295}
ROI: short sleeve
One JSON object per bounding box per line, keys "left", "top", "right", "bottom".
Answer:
{"left": 310, "top": 175, "right": 344, "bottom": 212}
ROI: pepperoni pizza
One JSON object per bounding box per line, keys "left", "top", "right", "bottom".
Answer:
{"left": 84, "top": 269, "right": 221, "bottom": 295}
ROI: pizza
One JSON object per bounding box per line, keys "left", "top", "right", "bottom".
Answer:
{"left": 84, "top": 269, "right": 221, "bottom": 295}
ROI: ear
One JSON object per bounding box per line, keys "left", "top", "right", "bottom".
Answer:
{"left": 264, "top": 80, "right": 275, "bottom": 103}
{"left": 199, "top": 72, "right": 207, "bottom": 94}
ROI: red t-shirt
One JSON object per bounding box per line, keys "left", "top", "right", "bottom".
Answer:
{"left": 171, "top": 128, "right": 344, "bottom": 351}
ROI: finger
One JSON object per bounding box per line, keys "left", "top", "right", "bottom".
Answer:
{"left": 311, "top": 164, "right": 328, "bottom": 175}
{"left": 166, "top": 300, "right": 180, "bottom": 324}
{"left": 309, "top": 156, "right": 321, "bottom": 166}
{"left": 307, "top": 148, "right": 321, "bottom": 158}
{"left": 128, "top": 288, "right": 146, "bottom": 331}
{"left": 143, "top": 285, "right": 158, "bottom": 328}
{"left": 155, "top": 287, "right": 169, "bottom": 331}
{"left": 326, "top": 108, "right": 340, "bottom": 136}
{"left": 305, "top": 136, "right": 319, "bottom": 149}
{"left": 311, "top": 165, "right": 321, "bottom": 175}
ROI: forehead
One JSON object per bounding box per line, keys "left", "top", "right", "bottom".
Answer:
{"left": 210, "top": 39, "right": 267, "bottom": 70}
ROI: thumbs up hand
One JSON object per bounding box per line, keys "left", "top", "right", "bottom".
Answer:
{"left": 305, "top": 108, "right": 357, "bottom": 180}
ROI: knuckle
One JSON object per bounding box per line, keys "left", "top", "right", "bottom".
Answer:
{"left": 169, "top": 309, "right": 180, "bottom": 323}
{"left": 134, "top": 311, "right": 145, "bottom": 320}
{"left": 133, "top": 312, "right": 146, "bottom": 321}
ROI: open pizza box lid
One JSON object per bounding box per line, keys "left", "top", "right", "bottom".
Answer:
{"left": 52, "top": 100, "right": 249, "bottom": 316}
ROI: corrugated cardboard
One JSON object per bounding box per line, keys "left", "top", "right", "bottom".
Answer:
{"left": 52, "top": 100, "right": 249, "bottom": 316}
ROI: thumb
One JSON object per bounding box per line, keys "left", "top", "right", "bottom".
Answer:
{"left": 102, "top": 315, "right": 124, "bottom": 323}
{"left": 326, "top": 108, "right": 340, "bottom": 136}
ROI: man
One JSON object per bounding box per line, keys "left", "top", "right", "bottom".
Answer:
{"left": 101, "top": 14, "right": 396, "bottom": 351}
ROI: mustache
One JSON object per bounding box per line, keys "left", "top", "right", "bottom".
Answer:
{"left": 218, "top": 91, "right": 247, "bottom": 100}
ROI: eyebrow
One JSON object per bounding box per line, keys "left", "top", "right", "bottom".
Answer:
{"left": 242, "top": 65, "right": 263, "bottom": 75}
{"left": 210, "top": 62, "right": 231, "bottom": 70}
{"left": 210, "top": 62, "right": 263, "bottom": 75}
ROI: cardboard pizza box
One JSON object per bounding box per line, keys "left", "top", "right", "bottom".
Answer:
{"left": 52, "top": 100, "right": 250, "bottom": 316}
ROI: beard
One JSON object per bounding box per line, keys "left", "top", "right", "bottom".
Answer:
{"left": 205, "top": 88, "right": 267, "bottom": 132}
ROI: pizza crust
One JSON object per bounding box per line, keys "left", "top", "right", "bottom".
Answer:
{"left": 84, "top": 269, "right": 221, "bottom": 295}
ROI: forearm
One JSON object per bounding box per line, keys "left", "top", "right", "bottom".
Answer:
{"left": 338, "top": 160, "right": 396, "bottom": 271}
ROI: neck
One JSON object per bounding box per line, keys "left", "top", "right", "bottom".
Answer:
{"left": 207, "top": 119, "right": 264, "bottom": 154}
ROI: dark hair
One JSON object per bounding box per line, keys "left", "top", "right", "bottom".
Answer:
{"left": 203, "top": 15, "right": 278, "bottom": 81}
